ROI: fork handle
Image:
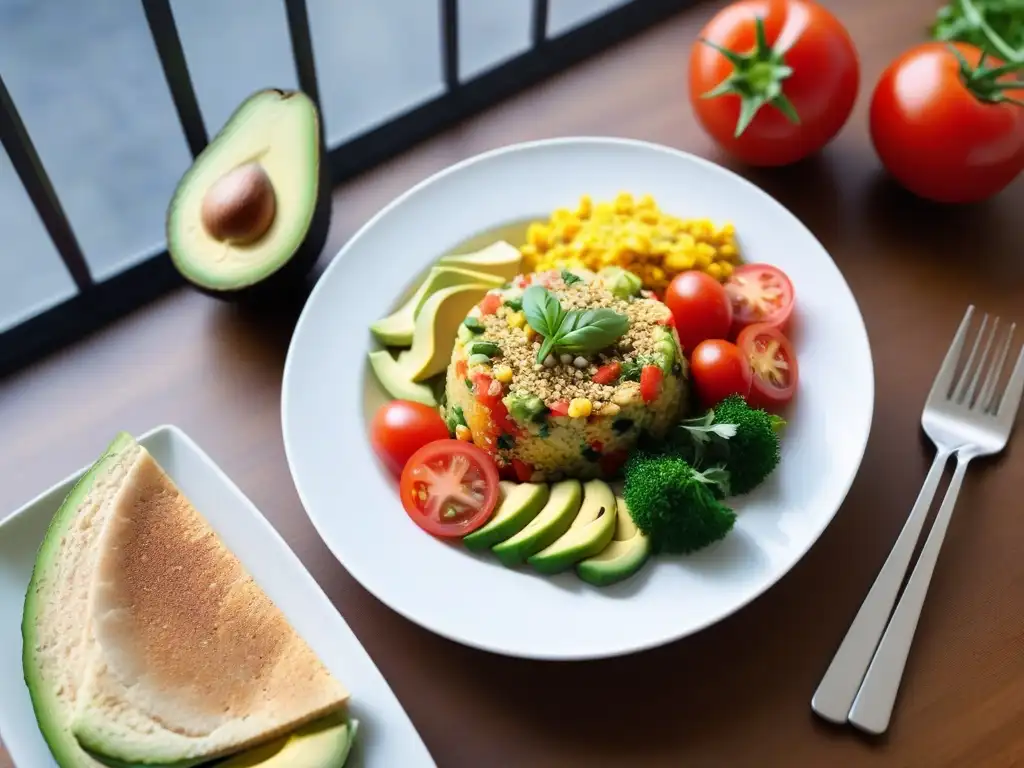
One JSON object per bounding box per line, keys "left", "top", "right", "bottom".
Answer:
{"left": 810, "top": 449, "right": 952, "bottom": 723}
{"left": 848, "top": 452, "right": 972, "bottom": 734}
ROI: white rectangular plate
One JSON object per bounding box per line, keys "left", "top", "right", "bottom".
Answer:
{"left": 0, "top": 425, "right": 435, "bottom": 768}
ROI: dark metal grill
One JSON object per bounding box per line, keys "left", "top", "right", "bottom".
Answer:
{"left": 0, "top": 0, "right": 693, "bottom": 377}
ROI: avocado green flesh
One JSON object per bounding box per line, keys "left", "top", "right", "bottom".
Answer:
{"left": 167, "top": 90, "right": 320, "bottom": 292}
{"left": 437, "top": 241, "right": 522, "bottom": 281}
{"left": 399, "top": 282, "right": 493, "bottom": 382}
{"left": 370, "top": 265, "right": 504, "bottom": 347}
{"left": 368, "top": 350, "right": 437, "bottom": 407}
{"left": 575, "top": 535, "right": 650, "bottom": 586}
{"left": 463, "top": 482, "right": 548, "bottom": 552}
{"left": 528, "top": 480, "right": 617, "bottom": 575}
{"left": 492, "top": 480, "right": 582, "bottom": 567}
{"left": 22, "top": 432, "right": 135, "bottom": 768}
{"left": 217, "top": 714, "right": 357, "bottom": 768}
{"left": 83, "top": 715, "right": 356, "bottom": 768}
{"left": 575, "top": 497, "right": 651, "bottom": 587}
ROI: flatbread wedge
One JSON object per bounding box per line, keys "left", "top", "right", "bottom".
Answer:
{"left": 23, "top": 434, "right": 350, "bottom": 767}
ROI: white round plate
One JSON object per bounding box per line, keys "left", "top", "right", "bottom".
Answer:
{"left": 282, "top": 137, "right": 873, "bottom": 661}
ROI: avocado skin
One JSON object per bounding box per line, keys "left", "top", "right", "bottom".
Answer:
{"left": 168, "top": 88, "right": 332, "bottom": 304}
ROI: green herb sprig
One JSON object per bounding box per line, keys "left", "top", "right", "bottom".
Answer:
{"left": 522, "top": 285, "right": 629, "bottom": 364}
{"left": 932, "top": 0, "right": 1024, "bottom": 62}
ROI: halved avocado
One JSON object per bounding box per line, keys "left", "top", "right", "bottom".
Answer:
{"left": 166, "top": 89, "right": 331, "bottom": 300}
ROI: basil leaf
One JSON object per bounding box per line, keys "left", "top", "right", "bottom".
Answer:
{"left": 522, "top": 286, "right": 564, "bottom": 338}
{"left": 536, "top": 335, "right": 558, "bottom": 364}
{"left": 555, "top": 308, "right": 629, "bottom": 354}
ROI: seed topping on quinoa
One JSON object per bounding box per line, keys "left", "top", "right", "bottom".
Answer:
{"left": 463, "top": 271, "right": 675, "bottom": 408}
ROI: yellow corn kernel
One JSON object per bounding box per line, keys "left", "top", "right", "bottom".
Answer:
{"left": 527, "top": 223, "right": 551, "bottom": 251}
{"left": 524, "top": 325, "right": 537, "bottom": 342}
{"left": 455, "top": 425, "right": 472, "bottom": 441}
{"left": 614, "top": 192, "right": 634, "bottom": 215}
{"left": 493, "top": 364, "right": 514, "bottom": 384}
{"left": 506, "top": 311, "right": 524, "bottom": 330}
{"left": 575, "top": 194, "right": 593, "bottom": 219}
{"left": 719, "top": 243, "right": 739, "bottom": 261}
{"left": 665, "top": 251, "right": 696, "bottom": 271}
{"left": 649, "top": 266, "right": 666, "bottom": 284}
{"left": 706, "top": 262, "right": 723, "bottom": 280}
{"left": 636, "top": 193, "right": 656, "bottom": 210}
{"left": 557, "top": 218, "right": 581, "bottom": 241}
{"left": 567, "top": 398, "right": 592, "bottom": 419}
{"left": 718, "top": 261, "right": 734, "bottom": 279}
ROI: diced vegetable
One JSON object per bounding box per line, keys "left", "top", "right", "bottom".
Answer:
{"left": 463, "top": 316, "right": 485, "bottom": 333}
{"left": 592, "top": 362, "right": 622, "bottom": 385}
{"left": 640, "top": 365, "right": 663, "bottom": 403}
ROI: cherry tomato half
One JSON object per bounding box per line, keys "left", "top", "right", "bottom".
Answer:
{"left": 690, "top": 339, "right": 753, "bottom": 408}
{"left": 664, "top": 271, "right": 733, "bottom": 354}
{"left": 399, "top": 440, "right": 500, "bottom": 538}
{"left": 689, "top": 0, "right": 860, "bottom": 167}
{"left": 737, "top": 323, "right": 799, "bottom": 410}
{"left": 724, "top": 263, "right": 795, "bottom": 337}
{"left": 370, "top": 400, "right": 450, "bottom": 475}
{"left": 870, "top": 42, "right": 1024, "bottom": 204}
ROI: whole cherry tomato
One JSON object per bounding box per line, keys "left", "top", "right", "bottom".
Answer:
{"left": 689, "top": 0, "right": 860, "bottom": 167}
{"left": 690, "top": 339, "right": 753, "bottom": 408}
{"left": 664, "top": 271, "right": 733, "bottom": 354}
{"left": 370, "top": 400, "right": 450, "bottom": 475}
{"left": 870, "top": 42, "right": 1024, "bottom": 204}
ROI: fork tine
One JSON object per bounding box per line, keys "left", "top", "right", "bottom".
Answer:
{"left": 980, "top": 323, "right": 1015, "bottom": 413}
{"left": 966, "top": 316, "right": 999, "bottom": 407}
{"left": 996, "top": 345, "right": 1024, "bottom": 426}
{"left": 929, "top": 305, "right": 975, "bottom": 403}
{"left": 954, "top": 312, "right": 988, "bottom": 403}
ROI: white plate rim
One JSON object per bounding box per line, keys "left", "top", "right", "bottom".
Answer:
{"left": 282, "top": 135, "right": 875, "bottom": 661}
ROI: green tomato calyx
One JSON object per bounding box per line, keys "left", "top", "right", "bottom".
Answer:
{"left": 700, "top": 16, "right": 801, "bottom": 138}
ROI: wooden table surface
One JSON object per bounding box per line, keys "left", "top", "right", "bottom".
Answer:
{"left": 3, "top": 0, "right": 1024, "bottom": 765}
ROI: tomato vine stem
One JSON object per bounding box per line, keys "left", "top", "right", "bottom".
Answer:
{"left": 948, "top": 43, "right": 1024, "bottom": 107}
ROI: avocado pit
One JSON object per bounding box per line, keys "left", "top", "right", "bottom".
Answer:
{"left": 200, "top": 161, "right": 276, "bottom": 245}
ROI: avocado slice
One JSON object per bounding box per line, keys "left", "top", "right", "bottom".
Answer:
{"left": 576, "top": 496, "right": 652, "bottom": 587}
{"left": 367, "top": 350, "right": 437, "bottom": 407}
{"left": 527, "top": 479, "right": 617, "bottom": 574}
{"left": 464, "top": 481, "right": 548, "bottom": 552}
{"left": 218, "top": 713, "right": 357, "bottom": 768}
{"left": 398, "top": 283, "right": 493, "bottom": 382}
{"left": 438, "top": 241, "right": 523, "bottom": 281}
{"left": 83, "top": 714, "right": 356, "bottom": 768}
{"left": 166, "top": 89, "right": 330, "bottom": 299}
{"left": 492, "top": 480, "right": 582, "bottom": 567}
{"left": 370, "top": 266, "right": 505, "bottom": 347}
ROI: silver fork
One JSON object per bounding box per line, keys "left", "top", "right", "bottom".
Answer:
{"left": 812, "top": 306, "right": 1024, "bottom": 729}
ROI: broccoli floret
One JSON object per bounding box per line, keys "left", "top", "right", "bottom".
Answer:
{"left": 685, "top": 395, "right": 783, "bottom": 495}
{"left": 623, "top": 452, "right": 736, "bottom": 554}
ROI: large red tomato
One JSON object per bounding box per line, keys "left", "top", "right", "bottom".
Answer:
{"left": 689, "top": 0, "right": 860, "bottom": 167}
{"left": 870, "top": 42, "right": 1024, "bottom": 204}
